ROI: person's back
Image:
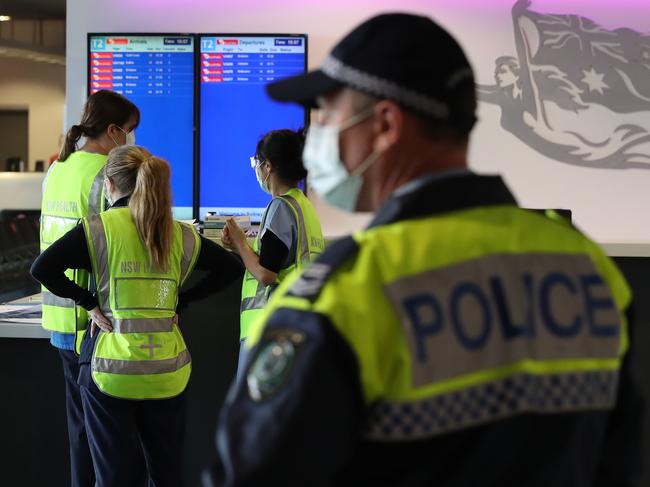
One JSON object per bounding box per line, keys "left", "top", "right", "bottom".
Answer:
{"left": 83, "top": 205, "right": 197, "bottom": 398}
{"left": 224, "top": 129, "right": 324, "bottom": 346}
{"left": 40, "top": 89, "right": 140, "bottom": 340}
{"left": 44, "top": 152, "right": 106, "bottom": 214}
{"left": 40, "top": 151, "right": 107, "bottom": 332}
{"left": 318, "top": 188, "right": 633, "bottom": 486}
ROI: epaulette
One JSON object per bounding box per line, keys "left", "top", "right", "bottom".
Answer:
{"left": 286, "top": 235, "right": 360, "bottom": 302}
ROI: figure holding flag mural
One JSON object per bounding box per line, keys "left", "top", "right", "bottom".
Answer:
{"left": 479, "top": 0, "right": 650, "bottom": 169}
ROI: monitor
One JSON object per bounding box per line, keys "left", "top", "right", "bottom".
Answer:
{"left": 0, "top": 210, "right": 40, "bottom": 303}
{"left": 88, "top": 34, "right": 196, "bottom": 219}
{"left": 198, "top": 34, "right": 307, "bottom": 222}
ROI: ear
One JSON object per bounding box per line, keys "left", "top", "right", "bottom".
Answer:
{"left": 104, "top": 176, "right": 114, "bottom": 194}
{"left": 106, "top": 123, "right": 119, "bottom": 139}
{"left": 372, "top": 100, "right": 403, "bottom": 153}
{"left": 264, "top": 159, "right": 274, "bottom": 173}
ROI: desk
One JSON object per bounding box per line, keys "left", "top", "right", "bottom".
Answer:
{"left": 0, "top": 294, "right": 49, "bottom": 339}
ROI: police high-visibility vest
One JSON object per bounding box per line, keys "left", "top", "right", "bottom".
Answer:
{"left": 82, "top": 207, "right": 200, "bottom": 400}
{"left": 240, "top": 188, "right": 324, "bottom": 339}
{"left": 40, "top": 151, "right": 106, "bottom": 336}
{"left": 248, "top": 206, "right": 631, "bottom": 440}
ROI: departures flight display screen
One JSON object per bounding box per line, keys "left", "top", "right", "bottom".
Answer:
{"left": 198, "top": 35, "right": 306, "bottom": 222}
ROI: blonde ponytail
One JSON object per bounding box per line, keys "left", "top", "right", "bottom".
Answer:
{"left": 105, "top": 146, "right": 174, "bottom": 272}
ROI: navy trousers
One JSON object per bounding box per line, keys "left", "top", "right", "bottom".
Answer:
{"left": 59, "top": 349, "right": 96, "bottom": 487}
{"left": 79, "top": 366, "right": 186, "bottom": 487}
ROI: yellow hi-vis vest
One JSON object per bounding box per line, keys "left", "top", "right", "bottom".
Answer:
{"left": 247, "top": 206, "right": 631, "bottom": 440}
{"left": 240, "top": 188, "right": 324, "bottom": 339}
{"left": 40, "top": 151, "right": 106, "bottom": 336}
{"left": 82, "top": 207, "right": 200, "bottom": 400}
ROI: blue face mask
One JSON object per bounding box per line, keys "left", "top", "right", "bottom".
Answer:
{"left": 302, "top": 107, "right": 379, "bottom": 212}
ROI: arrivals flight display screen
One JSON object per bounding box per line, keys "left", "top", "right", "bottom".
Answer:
{"left": 88, "top": 34, "right": 195, "bottom": 219}
{"left": 198, "top": 35, "right": 307, "bottom": 222}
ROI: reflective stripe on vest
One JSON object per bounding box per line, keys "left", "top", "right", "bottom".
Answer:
{"left": 88, "top": 171, "right": 104, "bottom": 215}
{"left": 94, "top": 349, "right": 191, "bottom": 375}
{"left": 42, "top": 291, "right": 76, "bottom": 308}
{"left": 84, "top": 209, "right": 200, "bottom": 399}
{"left": 40, "top": 153, "right": 106, "bottom": 334}
{"left": 241, "top": 290, "right": 270, "bottom": 313}
{"left": 86, "top": 214, "right": 110, "bottom": 311}
{"left": 180, "top": 222, "right": 199, "bottom": 285}
{"left": 363, "top": 369, "right": 619, "bottom": 440}
{"left": 280, "top": 194, "right": 311, "bottom": 266}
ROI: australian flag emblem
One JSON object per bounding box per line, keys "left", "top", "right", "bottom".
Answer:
{"left": 479, "top": 0, "right": 650, "bottom": 169}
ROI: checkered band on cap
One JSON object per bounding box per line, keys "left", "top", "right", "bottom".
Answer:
{"left": 320, "top": 55, "right": 472, "bottom": 121}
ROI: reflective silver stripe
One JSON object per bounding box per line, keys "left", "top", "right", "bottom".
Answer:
{"left": 279, "top": 194, "right": 310, "bottom": 266}
{"left": 93, "top": 348, "right": 191, "bottom": 375}
{"left": 384, "top": 253, "right": 621, "bottom": 388}
{"left": 88, "top": 169, "right": 105, "bottom": 215}
{"left": 86, "top": 215, "right": 110, "bottom": 311}
{"left": 321, "top": 55, "right": 459, "bottom": 120}
{"left": 363, "top": 370, "right": 619, "bottom": 441}
{"left": 241, "top": 284, "right": 268, "bottom": 312}
{"left": 112, "top": 317, "right": 175, "bottom": 334}
{"left": 42, "top": 291, "right": 76, "bottom": 309}
{"left": 179, "top": 223, "right": 199, "bottom": 285}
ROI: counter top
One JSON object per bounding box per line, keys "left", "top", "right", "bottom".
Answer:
{"left": 0, "top": 295, "right": 49, "bottom": 339}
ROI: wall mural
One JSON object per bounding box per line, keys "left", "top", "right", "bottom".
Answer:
{"left": 478, "top": 0, "right": 650, "bottom": 169}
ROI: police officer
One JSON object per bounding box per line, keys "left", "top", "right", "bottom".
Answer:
{"left": 222, "top": 129, "right": 324, "bottom": 374}
{"left": 203, "top": 13, "right": 643, "bottom": 487}
{"left": 33, "top": 146, "right": 243, "bottom": 487}
{"left": 38, "top": 89, "right": 139, "bottom": 487}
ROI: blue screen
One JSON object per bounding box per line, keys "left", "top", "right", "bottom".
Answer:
{"left": 199, "top": 35, "right": 306, "bottom": 222}
{"left": 89, "top": 35, "right": 195, "bottom": 219}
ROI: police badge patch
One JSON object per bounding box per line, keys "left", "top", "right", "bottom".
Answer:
{"left": 247, "top": 331, "right": 305, "bottom": 401}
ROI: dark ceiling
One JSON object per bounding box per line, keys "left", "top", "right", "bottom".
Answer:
{"left": 0, "top": 0, "right": 65, "bottom": 19}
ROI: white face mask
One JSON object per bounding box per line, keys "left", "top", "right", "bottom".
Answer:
{"left": 110, "top": 126, "right": 135, "bottom": 147}
{"left": 125, "top": 129, "right": 136, "bottom": 146}
{"left": 255, "top": 161, "right": 271, "bottom": 194}
{"left": 303, "top": 107, "right": 378, "bottom": 212}
{"left": 104, "top": 178, "right": 113, "bottom": 207}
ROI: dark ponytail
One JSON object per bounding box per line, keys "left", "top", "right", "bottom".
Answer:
{"left": 59, "top": 90, "right": 140, "bottom": 162}
{"left": 59, "top": 124, "right": 84, "bottom": 162}
{"left": 255, "top": 128, "right": 307, "bottom": 183}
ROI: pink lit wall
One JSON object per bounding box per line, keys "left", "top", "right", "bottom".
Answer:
{"left": 66, "top": 0, "right": 650, "bottom": 250}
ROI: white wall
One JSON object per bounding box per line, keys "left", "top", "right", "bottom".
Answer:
{"left": 66, "top": 0, "right": 650, "bottom": 247}
{"left": 0, "top": 56, "right": 65, "bottom": 170}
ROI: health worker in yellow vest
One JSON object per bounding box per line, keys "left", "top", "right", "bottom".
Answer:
{"left": 203, "top": 14, "right": 643, "bottom": 487}
{"left": 37, "top": 89, "right": 140, "bottom": 487}
{"left": 222, "top": 129, "right": 324, "bottom": 374}
{"left": 32, "top": 146, "right": 243, "bottom": 487}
